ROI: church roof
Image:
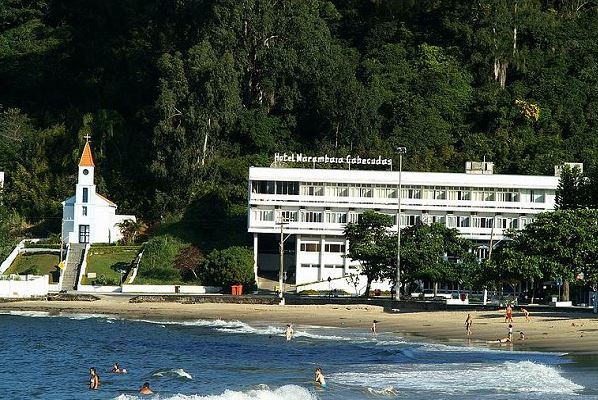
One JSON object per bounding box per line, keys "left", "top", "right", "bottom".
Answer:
{"left": 97, "top": 193, "right": 117, "bottom": 207}
{"left": 79, "top": 142, "right": 95, "bottom": 167}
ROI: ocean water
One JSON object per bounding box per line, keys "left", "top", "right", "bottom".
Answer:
{"left": 1, "top": 310, "right": 597, "bottom": 400}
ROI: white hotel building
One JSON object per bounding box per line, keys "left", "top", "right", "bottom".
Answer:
{"left": 248, "top": 160, "right": 560, "bottom": 289}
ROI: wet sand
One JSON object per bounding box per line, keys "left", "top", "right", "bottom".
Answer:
{"left": 2, "top": 297, "right": 598, "bottom": 354}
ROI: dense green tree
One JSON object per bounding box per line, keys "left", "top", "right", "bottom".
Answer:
{"left": 201, "top": 246, "right": 255, "bottom": 288}
{"left": 400, "top": 222, "right": 476, "bottom": 296}
{"left": 344, "top": 211, "right": 395, "bottom": 297}
{"left": 500, "top": 210, "right": 598, "bottom": 301}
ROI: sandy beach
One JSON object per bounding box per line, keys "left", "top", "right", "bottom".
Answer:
{"left": 3, "top": 297, "right": 598, "bottom": 355}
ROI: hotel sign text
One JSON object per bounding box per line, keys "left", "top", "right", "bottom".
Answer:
{"left": 274, "top": 152, "right": 392, "bottom": 167}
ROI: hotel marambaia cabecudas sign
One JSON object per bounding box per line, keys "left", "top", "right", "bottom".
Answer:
{"left": 274, "top": 152, "right": 393, "bottom": 167}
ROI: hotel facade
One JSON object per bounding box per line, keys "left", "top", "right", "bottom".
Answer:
{"left": 248, "top": 159, "right": 560, "bottom": 289}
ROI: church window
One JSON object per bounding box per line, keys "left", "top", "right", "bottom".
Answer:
{"left": 82, "top": 188, "right": 89, "bottom": 203}
{"left": 82, "top": 206, "right": 87, "bottom": 216}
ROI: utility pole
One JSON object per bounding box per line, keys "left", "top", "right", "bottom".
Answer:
{"left": 395, "top": 147, "right": 407, "bottom": 300}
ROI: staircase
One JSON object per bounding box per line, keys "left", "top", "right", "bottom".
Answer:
{"left": 62, "top": 244, "right": 85, "bottom": 291}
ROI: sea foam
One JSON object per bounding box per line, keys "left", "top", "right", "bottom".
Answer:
{"left": 331, "top": 360, "right": 583, "bottom": 394}
{"left": 113, "top": 384, "right": 317, "bottom": 400}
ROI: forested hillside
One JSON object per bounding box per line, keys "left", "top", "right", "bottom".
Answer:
{"left": 1, "top": 0, "right": 597, "bottom": 237}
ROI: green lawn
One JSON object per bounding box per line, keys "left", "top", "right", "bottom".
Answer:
{"left": 5, "top": 252, "right": 61, "bottom": 283}
{"left": 82, "top": 246, "right": 141, "bottom": 286}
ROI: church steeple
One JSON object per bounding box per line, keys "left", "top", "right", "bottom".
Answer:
{"left": 79, "top": 134, "right": 95, "bottom": 167}
{"left": 78, "top": 136, "right": 95, "bottom": 186}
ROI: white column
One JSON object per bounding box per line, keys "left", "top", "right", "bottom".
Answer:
{"left": 253, "top": 234, "right": 259, "bottom": 283}
{"left": 318, "top": 236, "right": 325, "bottom": 281}
{"left": 295, "top": 235, "right": 302, "bottom": 284}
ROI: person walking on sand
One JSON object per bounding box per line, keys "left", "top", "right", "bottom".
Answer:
{"left": 520, "top": 307, "right": 530, "bottom": 322}
{"left": 315, "top": 367, "right": 327, "bottom": 388}
{"left": 285, "top": 324, "right": 294, "bottom": 341}
{"left": 89, "top": 367, "right": 100, "bottom": 390}
{"left": 465, "top": 313, "right": 473, "bottom": 336}
{"left": 505, "top": 304, "right": 513, "bottom": 323}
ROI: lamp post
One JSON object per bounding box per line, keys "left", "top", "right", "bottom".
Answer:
{"left": 395, "top": 147, "right": 407, "bottom": 300}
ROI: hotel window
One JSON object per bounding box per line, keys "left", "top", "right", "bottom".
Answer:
{"left": 325, "top": 243, "right": 346, "bottom": 253}
{"left": 275, "top": 181, "right": 299, "bottom": 195}
{"left": 375, "top": 186, "right": 397, "bottom": 198}
{"left": 472, "top": 216, "right": 493, "bottom": 228}
{"left": 347, "top": 212, "right": 360, "bottom": 223}
{"left": 434, "top": 187, "right": 447, "bottom": 200}
{"left": 300, "top": 243, "right": 321, "bottom": 252}
{"left": 448, "top": 187, "right": 471, "bottom": 201}
{"left": 301, "top": 210, "right": 323, "bottom": 223}
{"left": 496, "top": 189, "right": 517, "bottom": 202}
{"left": 446, "top": 215, "right": 457, "bottom": 228}
{"left": 422, "top": 186, "right": 434, "bottom": 200}
{"left": 484, "top": 188, "right": 495, "bottom": 201}
{"left": 301, "top": 264, "right": 319, "bottom": 268}
{"left": 279, "top": 210, "right": 297, "bottom": 222}
{"left": 325, "top": 212, "right": 347, "bottom": 224}
{"left": 531, "top": 190, "right": 545, "bottom": 203}
{"left": 252, "top": 180, "right": 275, "bottom": 194}
{"left": 401, "top": 214, "right": 421, "bottom": 226}
{"left": 510, "top": 219, "right": 519, "bottom": 229}
{"left": 349, "top": 184, "right": 373, "bottom": 198}
{"left": 300, "top": 183, "right": 324, "bottom": 196}
{"left": 253, "top": 209, "right": 274, "bottom": 221}
{"left": 430, "top": 215, "right": 445, "bottom": 224}
{"left": 325, "top": 184, "right": 348, "bottom": 197}
{"left": 456, "top": 216, "right": 470, "bottom": 228}
{"left": 82, "top": 188, "right": 89, "bottom": 203}
{"left": 405, "top": 186, "right": 422, "bottom": 199}
{"left": 471, "top": 189, "right": 484, "bottom": 201}
{"left": 82, "top": 206, "right": 88, "bottom": 216}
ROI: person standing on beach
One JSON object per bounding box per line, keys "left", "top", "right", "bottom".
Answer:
{"left": 285, "top": 324, "right": 294, "bottom": 341}
{"left": 520, "top": 307, "right": 530, "bottom": 322}
{"left": 505, "top": 304, "right": 513, "bottom": 323}
{"left": 508, "top": 324, "right": 513, "bottom": 341}
{"left": 371, "top": 320, "right": 378, "bottom": 335}
{"left": 465, "top": 314, "right": 473, "bottom": 336}
{"left": 89, "top": 368, "right": 100, "bottom": 390}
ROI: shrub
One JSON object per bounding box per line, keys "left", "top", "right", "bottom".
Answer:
{"left": 94, "top": 274, "right": 119, "bottom": 286}
{"left": 202, "top": 246, "right": 254, "bottom": 287}
{"left": 175, "top": 245, "right": 204, "bottom": 282}
{"left": 138, "top": 235, "right": 184, "bottom": 281}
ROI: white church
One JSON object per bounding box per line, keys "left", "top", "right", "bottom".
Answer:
{"left": 62, "top": 140, "right": 135, "bottom": 244}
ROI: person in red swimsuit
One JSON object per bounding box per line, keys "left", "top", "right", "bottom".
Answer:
{"left": 505, "top": 304, "right": 513, "bottom": 323}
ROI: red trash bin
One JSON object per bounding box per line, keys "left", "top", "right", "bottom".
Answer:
{"left": 231, "top": 285, "right": 237, "bottom": 295}
{"left": 237, "top": 284, "right": 243, "bottom": 295}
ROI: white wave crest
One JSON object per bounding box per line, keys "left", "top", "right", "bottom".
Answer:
{"left": 330, "top": 361, "right": 583, "bottom": 394}
{"left": 366, "top": 386, "right": 400, "bottom": 397}
{"left": 4, "top": 310, "right": 51, "bottom": 318}
{"left": 113, "top": 385, "right": 316, "bottom": 400}
{"left": 152, "top": 368, "right": 193, "bottom": 380}
{"left": 134, "top": 318, "right": 350, "bottom": 341}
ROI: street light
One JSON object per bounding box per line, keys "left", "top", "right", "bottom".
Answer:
{"left": 276, "top": 217, "right": 290, "bottom": 305}
{"left": 395, "top": 147, "right": 407, "bottom": 300}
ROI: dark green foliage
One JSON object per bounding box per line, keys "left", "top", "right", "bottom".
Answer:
{"left": 0, "top": 0, "right": 598, "bottom": 253}
{"left": 201, "top": 246, "right": 255, "bottom": 288}
{"left": 137, "top": 235, "right": 184, "bottom": 282}
{"left": 344, "top": 210, "right": 395, "bottom": 297}
{"left": 493, "top": 210, "right": 598, "bottom": 300}
{"left": 401, "top": 222, "right": 477, "bottom": 293}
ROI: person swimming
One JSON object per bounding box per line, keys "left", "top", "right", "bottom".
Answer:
{"left": 89, "top": 367, "right": 100, "bottom": 390}
{"left": 285, "top": 324, "right": 294, "bottom": 341}
{"left": 139, "top": 382, "right": 153, "bottom": 395}
{"left": 111, "top": 363, "right": 127, "bottom": 374}
{"left": 315, "top": 367, "right": 327, "bottom": 388}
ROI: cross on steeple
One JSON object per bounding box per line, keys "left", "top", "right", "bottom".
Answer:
{"left": 84, "top": 133, "right": 92, "bottom": 142}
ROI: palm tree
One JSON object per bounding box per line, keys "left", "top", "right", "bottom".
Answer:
{"left": 116, "top": 219, "right": 145, "bottom": 245}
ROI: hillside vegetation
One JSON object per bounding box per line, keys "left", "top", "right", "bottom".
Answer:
{"left": 1, "top": 1, "right": 597, "bottom": 253}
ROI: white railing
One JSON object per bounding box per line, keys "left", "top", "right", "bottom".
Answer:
{"left": 76, "top": 244, "right": 91, "bottom": 290}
